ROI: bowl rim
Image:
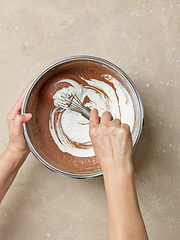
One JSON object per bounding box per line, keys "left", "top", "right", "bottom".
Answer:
{"left": 22, "top": 55, "right": 144, "bottom": 178}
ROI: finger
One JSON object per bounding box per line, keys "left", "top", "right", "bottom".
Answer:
{"left": 111, "top": 118, "right": 121, "bottom": 126}
{"left": 121, "top": 123, "right": 131, "bottom": 132}
{"left": 121, "top": 123, "right": 132, "bottom": 139}
{"left": 89, "top": 108, "right": 99, "bottom": 129}
{"left": 8, "top": 86, "right": 29, "bottom": 122}
{"left": 101, "top": 111, "right": 113, "bottom": 123}
{"left": 13, "top": 113, "right": 32, "bottom": 135}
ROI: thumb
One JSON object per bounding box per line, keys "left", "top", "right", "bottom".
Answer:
{"left": 23, "top": 113, "right": 32, "bottom": 123}
{"left": 15, "top": 113, "right": 32, "bottom": 124}
{"left": 14, "top": 113, "right": 32, "bottom": 128}
{"left": 13, "top": 113, "right": 32, "bottom": 135}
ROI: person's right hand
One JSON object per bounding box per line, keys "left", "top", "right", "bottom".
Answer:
{"left": 89, "top": 109, "right": 148, "bottom": 240}
{"left": 89, "top": 108, "right": 133, "bottom": 174}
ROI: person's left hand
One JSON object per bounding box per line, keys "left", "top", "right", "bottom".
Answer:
{"left": 7, "top": 88, "right": 32, "bottom": 158}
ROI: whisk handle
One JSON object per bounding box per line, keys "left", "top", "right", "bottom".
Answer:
{"left": 81, "top": 107, "right": 91, "bottom": 120}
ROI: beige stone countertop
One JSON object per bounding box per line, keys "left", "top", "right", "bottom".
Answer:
{"left": 0, "top": 1, "right": 179, "bottom": 239}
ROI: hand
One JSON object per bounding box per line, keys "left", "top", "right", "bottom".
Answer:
{"left": 89, "top": 108, "right": 133, "bottom": 174}
{"left": 7, "top": 88, "right": 32, "bottom": 158}
{"left": 0, "top": 88, "right": 32, "bottom": 203}
{"left": 89, "top": 109, "right": 148, "bottom": 240}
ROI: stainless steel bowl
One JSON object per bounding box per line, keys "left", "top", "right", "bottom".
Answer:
{"left": 22, "top": 56, "right": 144, "bottom": 178}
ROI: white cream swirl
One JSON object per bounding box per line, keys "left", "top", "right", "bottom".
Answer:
{"left": 49, "top": 75, "right": 134, "bottom": 157}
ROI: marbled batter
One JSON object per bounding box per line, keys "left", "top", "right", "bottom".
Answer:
{"left": 28, "top": 62, "right": 135, "bottom": 173}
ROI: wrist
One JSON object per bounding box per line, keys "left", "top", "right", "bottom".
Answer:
{"left": 4, "top": 148, "right": 29, "bottom": 172}
{"left": 102, "top": 157, "right": 134, "bottom": 176}
{"left": 103, "top": 162, "right": 134, "bottom": 183}
{"left": 7, "top": 142, "right": 29, "bottom": 158}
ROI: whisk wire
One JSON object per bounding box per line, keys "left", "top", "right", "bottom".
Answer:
{"left": 54, "top": 89, "right": 91, "bottom": 119}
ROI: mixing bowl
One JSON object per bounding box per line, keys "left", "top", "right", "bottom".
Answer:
{"left": 22, "top": 56, "right": 144, "bottom": 178}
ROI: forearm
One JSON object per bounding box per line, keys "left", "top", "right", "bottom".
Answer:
{"left": 104, "top": 164, "right": 148, "bottom": 240}
{"left": 0, "top": 150, "right": 27, "bottom": 203}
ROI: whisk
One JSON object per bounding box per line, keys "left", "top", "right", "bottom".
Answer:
{"left": 53, "top": 89, "right": 91, "bottom": 120}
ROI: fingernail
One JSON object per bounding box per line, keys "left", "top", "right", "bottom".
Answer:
{"left": 25, "top": 113, "right": 32, "bottom": 119}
